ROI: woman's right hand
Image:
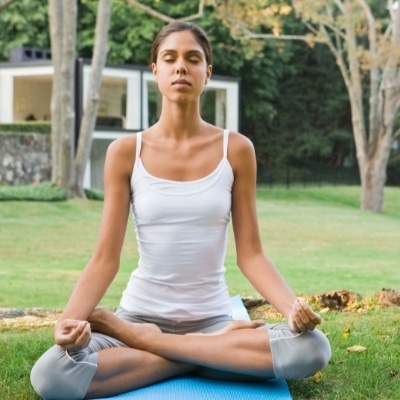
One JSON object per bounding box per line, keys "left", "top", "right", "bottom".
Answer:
{"left": 54, "top": 319, "right": 92, "bottom": 351}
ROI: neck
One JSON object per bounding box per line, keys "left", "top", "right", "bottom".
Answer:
{"left": 156, "top": 100, "right": 205, "bottom": 139}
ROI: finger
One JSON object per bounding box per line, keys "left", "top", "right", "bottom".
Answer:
{"left": 293, "top": 300, "right": 321, "bottom": 330}
{"left": 74, "top": 322, "right": 91, "bottom": 348}
{"left": 289, "top": 302, "right": 308, "bottom": 332}
{"left": 288, "top": 315, "right": 303, "bottom": 333}
{"left": 59, "top": 323, "right": 91, "bottom": 351}
{"left": 296, "top": 300, "right": 321, "bottom": 326}
{"left": 293, "top": 301, "right": 309, "bottom": 329}
{"left": 57, "top": 321, "right": 87, "bottom": 346}
{"left": 292, "top": 316, "right": 306, "bottom": 332}
{"left": 55, "top": 321, "right": 79, "bottom": 346}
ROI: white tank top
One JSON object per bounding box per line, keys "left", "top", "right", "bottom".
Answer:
{"left": 119, "top": 130, "right": 234, "bottom": 320}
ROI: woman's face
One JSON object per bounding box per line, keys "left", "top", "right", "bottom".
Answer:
{"left": 152, "top": 30, "right": 212, "bottom": 104}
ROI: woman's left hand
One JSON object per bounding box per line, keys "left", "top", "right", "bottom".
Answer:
{"left": 288, "top": 298, "right": 321, "bottom": 332}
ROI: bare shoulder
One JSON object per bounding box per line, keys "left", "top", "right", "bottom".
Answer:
{"left": 228, "top": 131, "right": 254, "bottom": 150}
{"left": 107, "top": 134, "right": 136, "bottom": 156}
{"left": 105, "top": 134, "right": 137, "bottom": 175}
{"left": 227, "top": 131, "right": 256, "bottom": 171}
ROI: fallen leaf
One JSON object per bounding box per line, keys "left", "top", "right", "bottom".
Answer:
{"left": 342, "top": 327, "right": 351, "bottom": 338}
{"left": 346, "top": 345, "right": 367, "bottom": 353}
{"left": 313, "top": 371, "right": 323, "bottom": 383}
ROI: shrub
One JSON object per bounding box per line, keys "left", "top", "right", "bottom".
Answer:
{"left": 84, "top": 187, "right": 104, "bottom": 201}
{"left": 0, "top": 122, "right": 51, "bottom": 134}
{"left": 0, "top": 182, "right": 68, "bottom": 201}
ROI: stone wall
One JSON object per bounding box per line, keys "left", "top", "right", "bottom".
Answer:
{"left": 0, "top": 133, "right": 51, "bottom": 185}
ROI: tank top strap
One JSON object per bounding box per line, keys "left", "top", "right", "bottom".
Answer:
{"left": 134, "top": 132, "right": 142, "bottom": 168}
{"left": 223, "top": 129, "right": 229, "bottom": 158}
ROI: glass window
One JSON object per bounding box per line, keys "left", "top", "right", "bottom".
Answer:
{"left": 13, "top": 75, "right": 52, "bottom": 121}
{"left": 201, "top": 88, "right": 226, "bottom": 128}
{"left": 96, "top": 77, "right": 127, "bottom": 128}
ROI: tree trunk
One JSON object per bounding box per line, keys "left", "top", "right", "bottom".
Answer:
{"left": 360, "top": 126, "right": 394, "bottom": 213}
{"left": 48, "top": 0, "right": 63, "bottom": 185}
{"left": 48, "top": 0, "right": 77, "bottom": 192}
{"left": 342, "top": 0, "right": 398, "bottom": 213}
{"left": 361, "top": 165, "right": 385, "bottom": 213}
{"left": 72, "top": 0, "right": 112, "bottom": 198}
{"left": 59, "top": 0, "right": 77, "bottom": 194}
{"left": 350, "top": 92, "right": 395, "bottom": 213}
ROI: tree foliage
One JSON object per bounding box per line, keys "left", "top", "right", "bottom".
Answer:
{"left": 0, "top": 0, "right": 49, "bottom": 61}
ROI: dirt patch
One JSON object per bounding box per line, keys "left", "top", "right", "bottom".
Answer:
{"left": 245, "top": 289, "right": 400, "bottom": 320}
{"left": 0, "top": 308, "right": 61, "bottom": 330}
{"left": 1, "top": 289, "right": 398, "bottom": 330}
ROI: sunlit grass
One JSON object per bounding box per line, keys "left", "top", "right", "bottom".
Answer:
{"left": 1, "top": 186, "right": 399, "bottom": 308}
{"left": 226, "top": 186, "right": 400, "bottom": 298}
{"left": 1, "top": 186, "right": 399, "bottom": 399}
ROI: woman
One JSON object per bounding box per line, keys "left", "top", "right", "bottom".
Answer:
{"left": 31, "top": 21, "right": 331, "bottom": 400}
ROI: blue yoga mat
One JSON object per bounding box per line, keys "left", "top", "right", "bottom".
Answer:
{"left": 92, "top": 296, "right": 292, "bottom": 400}
{"left": 93, "top": 376, "right": 291, "bottom": 400}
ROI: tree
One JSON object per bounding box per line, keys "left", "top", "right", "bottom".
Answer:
{"left": 73, "top": 0, "right": 111, "bottom": 197}
{"left": 48, "top": 0, "right": 111, "bottom": 197}
{"left": 213, "top": 0, "right": 400, "bottom": 213}
{"left": 0, "top": 0, "right": 17, "bottom": 12}
{"left": 292, "top": 0, "right": 400, "bottom": 212}
{"left": 124, "top": 0, "right": 206, "bottom": 23}
{"left": 48, "top": 0, "right": 76, "bottom": 190}
{"left": 0, "top": 0, "right": 50, "bottom": 61}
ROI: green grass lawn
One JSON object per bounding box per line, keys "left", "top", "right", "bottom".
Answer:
{"left": 289, "top": 307, "right": 400, "bottom": 400}
{"left": 1, "top": 185, "right": 399, "bottom": 399}
{"left": 1, "top": 307, "right": 399, "bottom": 400}
{"left": 1, "top": 185, "right": 399, "bottom": 308}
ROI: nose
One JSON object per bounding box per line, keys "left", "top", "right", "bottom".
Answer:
{"left": 176, "top": 62, "right": 187, "bottom": 75}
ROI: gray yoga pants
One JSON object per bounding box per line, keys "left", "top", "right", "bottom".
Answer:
{"left": 31, "top": 308, "right": 331, "bottom": 400}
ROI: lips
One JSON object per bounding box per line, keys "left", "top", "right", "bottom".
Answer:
{"left": 172, "top": 79, "right": 191, "bottom": 86}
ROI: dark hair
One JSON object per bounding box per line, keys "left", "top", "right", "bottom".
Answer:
{"left": 150, "top": 21, "right": 212, "bottom": 65}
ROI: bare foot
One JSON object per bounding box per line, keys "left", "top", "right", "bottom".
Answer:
{"left": 187, "top": 319, "right": 266, "bottom": 336}
{"left": 88, "top": 308, "right": 122, "bottom": 335}
{"left": 88, "top": 308, "right": 161, "bottom": 349}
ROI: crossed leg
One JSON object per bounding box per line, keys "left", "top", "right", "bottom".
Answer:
{"left": 86, "top": 346, "right": 196, "bottom": 398}
{"left": 85, "top": 309, "right": 273, "bottom": 398}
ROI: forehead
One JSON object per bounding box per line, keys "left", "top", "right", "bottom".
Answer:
{"left": 158, "top": 30, "right": 205, "bottom": 55}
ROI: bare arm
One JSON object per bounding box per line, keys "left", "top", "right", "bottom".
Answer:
{"left": 54, "top": 136, "right": 136, "bottom": 348}
{"left": 229, "top": 133, "right": 320, "bottom": 331}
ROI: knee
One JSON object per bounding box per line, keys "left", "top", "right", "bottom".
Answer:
{"left": 31, "top": 346, "right": 66, "bottom": 399}
{"left": 298, "top": 329, "right": 331, "bottom": 378}
{"left": 31, "top": 345, "right": 93, "bottom": 400}
{"left": 270, "top": 327, "right": 331, "bottom": 380}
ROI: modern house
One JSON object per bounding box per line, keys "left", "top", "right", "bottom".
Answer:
{"left": 0, "top": 48, "right": 240, "bottom": 189}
